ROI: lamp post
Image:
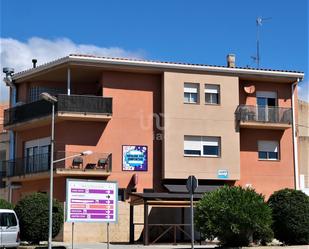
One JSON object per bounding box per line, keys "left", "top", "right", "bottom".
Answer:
{"left": 40, "top": 92, "right": 92, "bottom": 249}
{"left": 40, "top": 92, "right": 57, "bottom": 249}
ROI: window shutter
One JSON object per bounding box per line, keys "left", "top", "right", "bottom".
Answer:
{"left": 205, "top": 85, "right": 219, "bottom": 94}
{"left": 184, "top": 83, "right": 198, "bottom": 93}
{"left": 258, "top": 141, "right": 278, "bottom": 152}
{"left": 184, "top": 136, "right": 201, "bottom": 151}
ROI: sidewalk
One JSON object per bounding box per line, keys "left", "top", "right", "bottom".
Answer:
{"left": 52, "top": 242, "right": 216, "bottom": 249}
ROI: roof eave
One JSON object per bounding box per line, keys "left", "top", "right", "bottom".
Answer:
{"left": 11, "top": 55, "right": 305, "bottom": 81}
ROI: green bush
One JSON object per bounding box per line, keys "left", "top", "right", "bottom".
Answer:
{"left": 0, "top": 198, "right": 14, "bottom": 209}
{"left": 268, "top": 188, "right": 309, "bottom": 245}
{"left": 14, "top": 192, "right": 64, "bottom": 244}
{"left": 195, "top": 185, "right": 273, "bottom": 246}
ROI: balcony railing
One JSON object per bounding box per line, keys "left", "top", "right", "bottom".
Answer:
{"left": 4, "top": 94, "right": 113, "bottom": 127}
{"left": 1, "top": 152, "right": 112, "bottom": 178}
{"left": 235, "top": 105, "right": 292, "bottom": 124}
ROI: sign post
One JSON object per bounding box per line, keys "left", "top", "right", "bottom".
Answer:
{"left": 66, "top": 179, "right": 118, "bottom": 249}
{"left": 71, "top": 222, "right": 74, "bottom": 249}
{"left": 186, "top": 175, "right": 198, "bottom": 249}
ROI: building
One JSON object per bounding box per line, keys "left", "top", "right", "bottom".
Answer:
{"left": 0, "top": 103, "right": 9, "bottom": 199}
{"left": 1, "top": 54, "right": 304, "bottom": 243}
{"left": 298, "top": 99, "right": 309, "bottom": 194}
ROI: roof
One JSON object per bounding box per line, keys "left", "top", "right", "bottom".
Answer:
{"left": 12, "top": 54, "right": 305, "bottom": 81}
{"left": 129, "top": 192, "right": 205, "bottom": 206}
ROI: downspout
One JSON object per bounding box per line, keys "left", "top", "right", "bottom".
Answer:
{"left": 291, "top": 78, "right": 300, "bottom": 190}
{"left": 3, "top": 70, "right": 16, "bottom": 161}
{"left": 3, "top": 68, "right": 16, "bottom": 202}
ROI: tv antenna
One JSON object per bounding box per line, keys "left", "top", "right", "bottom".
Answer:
{"left": 251, "top": 16, "right": 272, "bottom": 68}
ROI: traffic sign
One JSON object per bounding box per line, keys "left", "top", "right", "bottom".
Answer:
{"left": 186, "top": 175, "right": 198, "bottom": 194}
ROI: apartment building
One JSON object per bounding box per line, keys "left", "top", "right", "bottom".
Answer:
{"left": 298, "top": 99, "right": 309, "bottom": 194}
{"left": 1, "top": 54, "right": 304, "bottom": 243}
{"left": 0, "top": 103, "right": 9, "bottom": 199}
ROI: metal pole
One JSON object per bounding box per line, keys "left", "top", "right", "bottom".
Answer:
{"left": 107, "top": 222, "right": 110, "bottom": 249}
{"left": 256, "top": 20, "right": 260, "bottom": 69}
{"left": 67, "top": 67, "right": 71, "bottom": 95}
{"left": 190, "top": 193, "right": 194, "bottom": 249}
{"left": 48, "top": 102, "right": 55, "bottom": 249}
{"left": 72, "top": 222, "right": 74, "bottom": 249}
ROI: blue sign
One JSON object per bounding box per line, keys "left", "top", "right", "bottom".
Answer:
{"left": 122, "top": 145, "right": 148, "bottom": 171}
{"left": 217, "top": 169, "right": 229, "bottom": 179}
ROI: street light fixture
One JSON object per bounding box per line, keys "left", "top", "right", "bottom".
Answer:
{"left": 40, "top": 92, "right": 92, "bottom": 249}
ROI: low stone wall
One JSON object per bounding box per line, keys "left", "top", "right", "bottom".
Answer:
{"left": 55, "top": 201, "right": 145, "bottom": 243}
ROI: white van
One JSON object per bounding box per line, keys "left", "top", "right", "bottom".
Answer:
{"left": 0, "top": 209, "right": 20, "bottom": 248}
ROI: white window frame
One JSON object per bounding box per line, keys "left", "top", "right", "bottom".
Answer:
{"left": 205, "top": 84, "right": 220, "bottom": 105}
{"left": 184, "top": 83, "right": 199, "bottom": 104}
{"left": 184, "top": 136, "right": 221, "bottom": 157}
{"left": 258, "top": 140, "right": 279, "bottom": 160}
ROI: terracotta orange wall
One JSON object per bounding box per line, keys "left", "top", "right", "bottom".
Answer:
{"left": 0, "top": 104, "right": 8, "bottom": 132}
{"left": 15, "top": 70, "right": 162, "bottom": 199}
{"left": 239, "top": 81, "right": 292, "bottom": 108}
{"left": 237, "top": 81, "right": 295, "bottom": 199}
{"left": 237, "top": 128, "right": 294, "bottom": 199}
{"left": 63, "top": 71, "right": 162, "bottom": 192}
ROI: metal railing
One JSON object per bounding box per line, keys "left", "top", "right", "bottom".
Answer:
{"left": 3, "top": 153, "right": 50, "bottom": 177}
{"left": 4, "top": 100, "right": 52, "bottom": 126}
{"left": 1, "top": 152, "right": 112, "bottom": 178}
{"left": 4, "top": 94, "right": 113, "bottom": 126}
{"left": 235, "top": 105, "right": 292, "bottom": 124}
{"left": 57, "top": 94, "right": 112, "bottom": 115}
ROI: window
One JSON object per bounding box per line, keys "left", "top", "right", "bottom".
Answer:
{"left": 28, "top": 86, "right": 65, "bottom": 102}
{"left": 205, "top": 84, "right": 220, "bottom": 104}
{"left": 184, "top": 136, "right": 220, "bottom": 157}
{"left": 184, "top": 83, "right": 199, "bottom": 104}
{"left": 24, "top": 137, "right": 51, "bottom": 172}
{"left": 0, "top": 213, "right": 17, "bottom": 227}
{"left": 258, "top": 140, "right": 279, "bottom": 160}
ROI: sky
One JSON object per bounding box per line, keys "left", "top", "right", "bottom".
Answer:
{"left": 0, "top": 0, "right": 308, "bottom": 102}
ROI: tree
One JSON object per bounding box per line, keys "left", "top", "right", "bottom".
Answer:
{"left": 14, "top": 192, "right": 63, "bottom": 244}
{"left": 0, "top": 198, "right": 14, "bottom": 209}
{"left": 195, "top": 185, "right": 273, "bottom": 246}
{"left": 268, "top": 188, "right": 309, "bottom": 245}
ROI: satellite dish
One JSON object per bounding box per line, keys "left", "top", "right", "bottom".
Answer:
{"left": 244, "top": 85, "right": 256, "bottom": 94}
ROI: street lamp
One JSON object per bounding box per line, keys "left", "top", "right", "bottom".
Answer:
{"left": 40, "top": 92, "right": 57, "bottom": 249}
{"left": 40, "top": 92, "right": 92, "bottom": 249}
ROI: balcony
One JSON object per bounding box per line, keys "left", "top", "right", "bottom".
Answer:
{"left": 4, "top": 94, "right": 113, "bottom": 130}
{"left": 235, "top": 105, "right": 292, "bottom": 130}
{"left": 1, "top": 151, "right": 112, "bottom": 182}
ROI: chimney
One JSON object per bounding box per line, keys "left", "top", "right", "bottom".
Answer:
{"left": 227, "top": 54, "right": 236, "bottom": 68}
{"left": 32, "top": 59, "right": 37, "bottom": 68}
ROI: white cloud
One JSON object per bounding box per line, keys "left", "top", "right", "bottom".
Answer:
{"left": 0, "top": 37, "right": 144, "bottom": 103}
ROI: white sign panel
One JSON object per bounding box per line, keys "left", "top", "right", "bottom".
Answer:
{"left": 66, "top": 179, "right": 118, "bottom": 223}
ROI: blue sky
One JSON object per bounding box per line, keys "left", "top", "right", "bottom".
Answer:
{"left": 0, "top": 0, "right": 308, "bottom": 101}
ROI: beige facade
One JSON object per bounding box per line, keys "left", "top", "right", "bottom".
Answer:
{"left": 163, "top": 72, "right": 240, "bottom": 180}
{"left": 298, "top": 100, "right": 309, "bottom": 192}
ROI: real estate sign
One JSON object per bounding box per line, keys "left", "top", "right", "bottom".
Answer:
{"left": 122, "top": 145, "right": 148, "bottom": 171}
{"left": 66, "top": 179, "right": 118, "bottom": 223}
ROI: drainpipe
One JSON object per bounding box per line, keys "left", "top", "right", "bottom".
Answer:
{"left": 3, "top": 68, "right": 16, "bottom": 202}
{"left": 67, "top": 67, "right": 71, "bottom": 95}
{"left": 291, "top": 78, "right": 300, "bottom": 190}
{"left": 2, "top": 69, "right": 16, "bottom": 161}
